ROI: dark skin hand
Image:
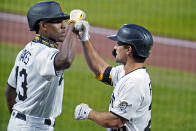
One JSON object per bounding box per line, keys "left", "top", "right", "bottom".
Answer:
{"left": 5, "top": 84, "right": 17, "bottom": 114}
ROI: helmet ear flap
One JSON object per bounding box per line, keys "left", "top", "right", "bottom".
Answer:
{"left": 34, "top": 23, "right": 40, "bottom": 33}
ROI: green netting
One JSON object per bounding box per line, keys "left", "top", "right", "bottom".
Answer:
{"left": 0, "top": 0, "right": 195, "bottom": 130}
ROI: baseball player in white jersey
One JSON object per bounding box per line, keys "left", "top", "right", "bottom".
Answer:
{"left": 73, "top": 19, "right": 153, "bottom": 130}
{"left": 5, "top": 1, "right": 84, "bottom": 131}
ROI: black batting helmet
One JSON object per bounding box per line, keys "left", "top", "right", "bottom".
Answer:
{"left": 27, "top": 1, "right": 70, "bottom": 31}
{"left": 108, "top": 24, "right": 153, "bottom": 58}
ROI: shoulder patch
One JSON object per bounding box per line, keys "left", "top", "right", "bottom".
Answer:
{"left": 119, "top": 101, "right": 129, "bottom": 113}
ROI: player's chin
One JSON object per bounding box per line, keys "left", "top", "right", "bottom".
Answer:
{"left": 116, "top": 58, "right": 126, "bottom": 65}
{"left": 115, "top": 58, "right": 120, "bottom": 63}
{"left": 58, "top": 36, "right": 66, "bottom": 42}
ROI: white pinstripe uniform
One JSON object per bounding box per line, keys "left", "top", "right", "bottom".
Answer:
{"left": 7, "top": 40, "right": 64, "bottom": 131}
{"left": 105, "top": 65, "right": 152, "bottom": 131}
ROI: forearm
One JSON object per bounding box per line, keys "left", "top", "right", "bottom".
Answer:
{"left": 5, "top": 84, "right": 17, "bottom": 114}
{"left": 55, "top": 23, "right": 77, "bottom": 70}
{"left": 81, "top": 40, "right": 109, "bottom": 76}
{"left": 88, "top": 110, "right": 124, "bottom": 128}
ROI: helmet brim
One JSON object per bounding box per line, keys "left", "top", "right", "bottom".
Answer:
{"left": 107, "top": 35, "right": 118, "bottom": 41}
{"left": 107, "top": 35, "right": 133, "bottom": 44}
{"left": 56, "top": 14, "right": 70, "bottom": 20}
{"left": 30, "top": 14, "right": 70, "bottom": 31}
{"left": 107, "top": 35, "right": 144, "bottom": 44}
{"left": 42, "top": 14, "right": 70, "bottom": 21}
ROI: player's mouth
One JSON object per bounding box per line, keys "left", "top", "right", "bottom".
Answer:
{"left": 61, "top": 32, "right": 66, "bottom": 37}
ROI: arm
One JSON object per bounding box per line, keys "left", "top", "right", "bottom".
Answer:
{"left": 81, "top": 40, "right": 109, "bottom": 76}
{"left": 74, "top": 20, "right": 109, "bottom": 76}
{"left": 55, "top": 23, "right": 77, "bottom": 70}
{"left": 75, "top": 103, "right": 124, "bottom": 128}
{"left": 89, "top": 110, "right": 124, "bottom": 128}
{"left": 5, "top": 83, "right": 17, "bottom": 114}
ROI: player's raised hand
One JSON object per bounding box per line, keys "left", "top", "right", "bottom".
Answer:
{"left": 74, "top": 20, "right": 90, "bottom": 41}
{"left": 69, "top": 9, "right": 90, "bottom": 41}
{"left": 75, "top": 103, "right": 92, "bottom": 120}
{"left": 69, "top": 9, "right": 86, "bottom": 23}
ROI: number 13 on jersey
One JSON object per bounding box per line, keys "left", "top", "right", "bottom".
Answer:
{"left": 15, "top": 66, "right": 28, "bottom": 101}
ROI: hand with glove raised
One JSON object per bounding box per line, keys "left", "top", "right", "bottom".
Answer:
{"left": 74, "top": 20, "right": 90, "bottom": 41}
{"left": 69, "top": 9, "right": 86, "bottom": 23}
{"left": 75, "top": 103, "right": 92, "bottom": 120}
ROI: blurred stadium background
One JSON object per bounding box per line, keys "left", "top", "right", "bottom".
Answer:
{"left": 0, "top": 0, "right": 196, "bottom": 130}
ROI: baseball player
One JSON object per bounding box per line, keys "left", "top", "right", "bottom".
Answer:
{"left": 5, "top": 1, "right": 83, "bottom": 131}
{"left": 74, "top": 20, "right": 153, "bottom": 131}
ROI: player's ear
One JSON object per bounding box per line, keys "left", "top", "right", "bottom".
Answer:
{"left": 39, "top": 21, "right": 47, "bottom": 31}
{"left": 127, "top": 46, "right": 132, "bottom": 56}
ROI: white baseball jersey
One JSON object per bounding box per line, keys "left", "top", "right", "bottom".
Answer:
{"left": 7, "top": 41, "right": 64, "bottom": 119}
{"left": 105, "top": 65, "right": 152, "bottom": 131}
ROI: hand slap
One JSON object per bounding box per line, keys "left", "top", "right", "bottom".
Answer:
{"left": 74, "top": 20, "right": 90, "bottom": 41}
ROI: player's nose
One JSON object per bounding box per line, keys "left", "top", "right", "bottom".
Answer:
{"left": 114, "top": 43, "right": 118, "bottom": 49}
{"left": 61, "top": 21, "right": 67, "bottom": 29}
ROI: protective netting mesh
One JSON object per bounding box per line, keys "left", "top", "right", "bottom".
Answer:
{"left": 0, "top": 0, "right": 195, "bottom": 130}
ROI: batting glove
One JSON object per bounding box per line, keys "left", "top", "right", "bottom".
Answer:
{"left": 74, "top": 20, "right": 90, "bottom": 41}
{"left": 75, "top": 103, "right": 92, "bottom": 120}
{"left": 69, "top": 9, "right": 86, "bottom": 23}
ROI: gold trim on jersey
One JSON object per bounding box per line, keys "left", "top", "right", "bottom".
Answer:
{"left": 33, "top": 34, "right": 58, "bottom": 49}
{"left": 96, "top": 73, "right": 113, "bottom": 86}
{"left": 96, "top": 67, "right": 113, "bottom": 86}
{"left": 96, "top": 74, "right": 103, "bottom": 81}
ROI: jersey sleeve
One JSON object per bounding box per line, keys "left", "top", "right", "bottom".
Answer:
{"left": 110, "top": 81, "right": 143, "bottom": 120}
{"left": 96, "top": 65, "right": 124, "bottom": 87}
{"left": 110, "top": 65, "right": 124, "bottom": 87}
{"left": 7, "top": 52, "right": 22, "bottom": 88}
{"left": 7, "top": 65, "right": 17, "bottom": 88}
{"left": 35, "top": 48, "right": 59, "bottom": 78}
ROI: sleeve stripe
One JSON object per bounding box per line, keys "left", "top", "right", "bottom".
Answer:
{"left": 96, "top": 73, "right": 103, "bottom": 81}
{"left": 96, "top": 66, "right": 113, "bottom": 86}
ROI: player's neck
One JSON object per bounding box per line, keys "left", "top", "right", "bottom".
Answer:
{"left": 124, "top": 61, "right": 144, "bottom": 75}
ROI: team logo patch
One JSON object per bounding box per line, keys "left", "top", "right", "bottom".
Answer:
{"left": 119, "top": 101, "right": 128, "bottom": 113}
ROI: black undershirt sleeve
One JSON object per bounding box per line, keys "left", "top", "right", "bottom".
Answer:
{"left": 96, "top": 66, "right": 113, "bottom": 86}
